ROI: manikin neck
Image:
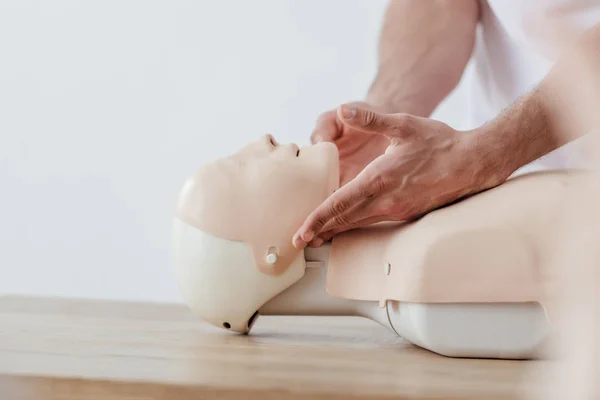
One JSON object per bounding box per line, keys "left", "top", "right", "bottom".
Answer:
{"left": 259, "top": 243, "right": 382, "bottom": 320}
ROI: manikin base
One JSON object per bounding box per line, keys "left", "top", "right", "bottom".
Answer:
{"left": 386, "top": 301, "right": 548, "bottom": 359}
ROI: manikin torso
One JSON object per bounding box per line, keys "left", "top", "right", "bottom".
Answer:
{"left": 260, "top": 243, "right": 549, "bottom": 359}
{"left": 173, "top": 135, "right": 579, "bottom": 359}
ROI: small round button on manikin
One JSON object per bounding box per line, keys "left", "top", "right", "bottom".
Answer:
{"left": 266, "top": 247, "right": 279, "bottom": 264}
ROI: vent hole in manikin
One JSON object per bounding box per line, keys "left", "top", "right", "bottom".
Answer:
{"left": 223, "top": 322, "right": 231, "bottom": 329}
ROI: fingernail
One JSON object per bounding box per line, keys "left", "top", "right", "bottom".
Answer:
{"left": 341, "top": 104, "right": 356, "bottom": 120}
{"left": 302, "top": 230, "right": 314, "bottom": 242}
{"left": 314, "top": 136, "right": 323, "bottom": 143}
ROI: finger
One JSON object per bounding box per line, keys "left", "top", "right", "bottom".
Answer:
{"left": 337, "top": 104, "right": 415, "bottom": 140}
{"left": 308, "top": 214, "right": 389, "bottom": 247}
{"left": 292, "top": 158, "right": 388, "bottom": 249}
{"left": 292, "top": 183, "right": 366, "bottom": 249}
{"left": 309, "top": 154, "right": 398, "bottom": 243}
{"left": 311, "top": 111, "right": 343, "bottom": 144}
{"left": 319, "top": 196, "right": 377, "bottom": 233}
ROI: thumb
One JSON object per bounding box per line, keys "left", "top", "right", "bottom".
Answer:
{"left": 338, "top": 104, "right": 418, "bottom": 141}
{"left": 337, "top": 104, "right": 392, "bottom": 133}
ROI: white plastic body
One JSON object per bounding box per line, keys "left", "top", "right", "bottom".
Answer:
{"left": 173, "top": 218, "right": 305, "bottom": 333}
{"left": 173, "top": 223, "right": 551, "bottom": 359}
{"left": 386, "top": 302, "right": 549, "bottom": 359}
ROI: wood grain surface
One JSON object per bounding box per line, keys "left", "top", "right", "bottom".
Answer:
{"left": 0, "top": 296, "right": 553, "bottom": 400}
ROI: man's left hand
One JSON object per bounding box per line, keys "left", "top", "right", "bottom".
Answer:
{"left": 292, "top": 104, "right": 506, "bottom": 249}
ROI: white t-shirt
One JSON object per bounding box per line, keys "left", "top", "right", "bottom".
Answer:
{"left": 469, "top": 0, "right": 600, "bottom": 173}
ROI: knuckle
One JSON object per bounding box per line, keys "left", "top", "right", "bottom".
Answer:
{"left": 390, "top": 114, "right": 414, "bottom": 137}
{"left": 362, "top": 109, "right": 378, "bottom": 128}
{"left": 372, "top": 174, "right": 387, "bottom": 193}
{"left": 361, "top": 175, "right": 387, "bottom": 198}
{"left": 310, "top": 211, "right": 329, "bottom": 230}
{"left": 313, "top": 215, "right": 328, "bottom": 230}
{"left": 331, "top": 213, "right": 351, "bottom": 228}
{"left": 330, "top": 197, "right": 351, "bottom": 215}
{"left": 395, "top": 115, "right": 408, "bottom": 129}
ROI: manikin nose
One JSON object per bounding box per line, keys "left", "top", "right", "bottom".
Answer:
{"left": 264, "top": 134, "right": 300, "bottom": 156}
{"left": 280, "top": 143, "right": 300, "bottom": 157}
{"left": 290, "top": 143, "right": 300, "bottom": 156}
{"left": 265, "top": 134, "right": 278, "bottom": 146}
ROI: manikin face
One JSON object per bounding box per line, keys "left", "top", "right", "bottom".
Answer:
{"left": 173, "top": 135, "right": 339, "bottom": 333}
{"left": 176, "top": 134, "right": 339, "bottom": 274}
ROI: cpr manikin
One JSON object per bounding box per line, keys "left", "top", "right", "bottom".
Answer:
{"left": 173, "top": 135, "right": 581, "bottom": 359}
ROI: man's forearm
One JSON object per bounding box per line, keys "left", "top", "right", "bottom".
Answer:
{"left": 468, "top": 89, "right": 560, "bottom": 185}
{"left": 469, "top": 22, "right": 600, "bottom": 185}
{"left": 366, "top": 0, "right": 479, "bottom": 116}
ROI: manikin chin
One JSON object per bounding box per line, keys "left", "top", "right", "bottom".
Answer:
{"left": 172, "top": 134, "right": 583, "bottom": 359}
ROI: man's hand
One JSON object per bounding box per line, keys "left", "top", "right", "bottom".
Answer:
{"left": 293, "top": 104, "right": 508, "bottom": 249}
{"left": 309, "top": 1, "right": 479, "bottom": 187}
{"left": 311, "top": 102, "right": 391, "bottom": 186}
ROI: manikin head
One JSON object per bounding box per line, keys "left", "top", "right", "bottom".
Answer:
{"left": 173, "top": 134, "right": 339, "bottom": 333}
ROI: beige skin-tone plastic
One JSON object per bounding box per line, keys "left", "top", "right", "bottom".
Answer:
{"left": 326, "top": 170, "right": 591, "bottom": 320}
{"left": 174, "top": 136, "right": 585, "bottom": 342}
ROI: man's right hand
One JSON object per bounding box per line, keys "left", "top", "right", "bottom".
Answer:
{"left": 311, "top": 102, "right": 391, "bottom": 186}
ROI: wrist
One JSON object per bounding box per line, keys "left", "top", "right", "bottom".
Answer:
{"left": 459, "top": 128, "right": 515, "bottom": 192}
{"left": 465, "top": 88, "right": 561, "bottom": 187}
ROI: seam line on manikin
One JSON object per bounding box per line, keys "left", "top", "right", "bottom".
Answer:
{"left": 385, "top": 301, "right": 401, "bottom": 336}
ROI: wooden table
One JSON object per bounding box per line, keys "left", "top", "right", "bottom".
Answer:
{"left": 0, "top": 296, "right": 553, "bottom": 399}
